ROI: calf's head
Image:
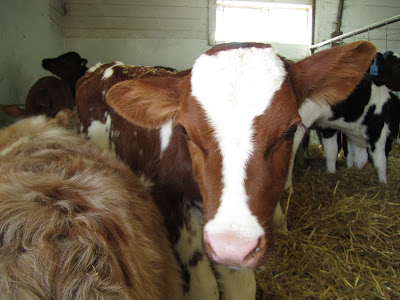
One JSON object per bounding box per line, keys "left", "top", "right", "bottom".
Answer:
{"left": 42, "top": 52, "right": 88, "bottom": 82}
{"left": 373, "top": 51, "right": 400, "bottom": 91}
{"left": 106, "top": 41, "right": 376, "bottom": 268}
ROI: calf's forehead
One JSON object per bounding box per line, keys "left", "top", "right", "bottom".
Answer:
{"left": 190, "top": 46, "right": 287, "bottom": 136}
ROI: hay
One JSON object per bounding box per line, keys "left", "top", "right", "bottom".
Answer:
{"left": 256, "top": 143, "right": 400, "bottom": 299}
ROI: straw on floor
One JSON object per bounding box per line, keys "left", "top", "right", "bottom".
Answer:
{"left": 256, "top": 143, "right": 400, "bottom": 299}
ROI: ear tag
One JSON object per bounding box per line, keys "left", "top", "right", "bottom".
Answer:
{"left": 370, "top": 57, "right": 378, "bottom": 76}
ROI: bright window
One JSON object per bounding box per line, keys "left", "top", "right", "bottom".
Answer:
{"left": 209, "top": 1, "right": 313, "bottom": 46}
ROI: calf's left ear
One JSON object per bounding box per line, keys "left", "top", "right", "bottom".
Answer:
{"left": 292, "top": 41, "right": 377, "bottom": 106}
{"left": 106, "top": 76, "right": 184, "bottom": 129}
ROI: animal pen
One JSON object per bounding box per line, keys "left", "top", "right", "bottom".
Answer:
{"left": 256, "top": 15, "right": 400, "bottom": 299}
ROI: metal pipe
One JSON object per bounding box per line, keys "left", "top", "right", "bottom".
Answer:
{"left": 310, "top": 14, "right": 400, "bottom": 50}
{"left": 334, "top": 0, "right": 344, "bottom": 34}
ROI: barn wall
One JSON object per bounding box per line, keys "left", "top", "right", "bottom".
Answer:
{"left": 64, "top": 0, "right": 400, "bottom": 69}
{"left": 63, "top": 0, "right": 211, "bottom": 70}
{"left": 63, "top": 0, "right": 310, "bottom": 68}
{"left": 0, "top": 0, "right": 65, "bottom": 127}
{"left": 314, "top": 0, "right": 400, "bottom": 54}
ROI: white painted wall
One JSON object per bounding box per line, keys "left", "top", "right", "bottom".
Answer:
{"left": 64, "top": 0, "right": 400, "bottom": 67}
{"left": 63, "top": 0, "right": 210, "bottom": 70}
{"left": 63, "top": 0, "right": 312, "bottom": 68}
{"left": 66, "top": 37, "right": 210, "bottom": 71}
{"left": 0, "top": 0, "right": 65, "bottom": 127}
{"left": 1, "top": 0, "right": 399, "bottom": 128}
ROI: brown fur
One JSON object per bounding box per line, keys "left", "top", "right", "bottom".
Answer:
{"left": 0, "top": 113, "right": 183, "bottom": 300}
{"left": 76, "top": 64, "right": 190, "bottom": 201}
{"left": 0, "top": 76, "right": 74, "bottom": 118}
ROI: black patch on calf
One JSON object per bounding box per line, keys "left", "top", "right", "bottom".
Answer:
{"left": 384, "top": 93, "right": 400, "bottom": 155}
{"left": 386, "top": 93, "right": 400, "bottom": 139}
{"left": 319, "top": 128, "right": 337, "bottom": 139}
{"left": 362, "top": 105, "right": 383, "bottom": 152}
{"left": 362, "top": 92, "right": 399, "bottom": 155}
{"left": 189, "top": 250, "right": 203, "bottom": 267}
{"left": 318, "top": 128, "right": 343, "bottom": 154}
{"left": 329, "top": 74, "right": 372, "bottom": 122}
{"left": 179, "top": 260, "right": 191, "bottom": 293}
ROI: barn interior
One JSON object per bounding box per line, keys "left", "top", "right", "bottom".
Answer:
{"left": 1, "top": 0, "right": 400, "bottom": 299}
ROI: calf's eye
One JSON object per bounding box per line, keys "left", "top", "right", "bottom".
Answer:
{"left": 284, "top": 124, "right": 298, "bottom": 139}
{"left": 181, "top": 126, "right": 188, "bottom": 136}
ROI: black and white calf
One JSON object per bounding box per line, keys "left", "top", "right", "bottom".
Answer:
{"left": 286, "top": 51, "right": 400, "bottom": 191}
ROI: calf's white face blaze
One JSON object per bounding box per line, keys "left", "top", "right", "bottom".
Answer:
{"left": 190, "top": 47, "right": 286, "bottom": 251}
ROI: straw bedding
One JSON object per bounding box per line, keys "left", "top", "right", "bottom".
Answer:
{"left": 256, "top": 142, "right": 400, "bottom": 299}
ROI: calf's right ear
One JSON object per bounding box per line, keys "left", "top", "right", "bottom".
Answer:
{"left": 106, "top": 76, "right": 184, "bottom": 129}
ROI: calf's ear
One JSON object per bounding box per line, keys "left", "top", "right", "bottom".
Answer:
{"left": 106, "top": 76, "right": 184, "bottom": 129}
{"left": 292, "top": 41, "right": 377, "bottom": 106}
{"left": 0, "top": 105, "right": 26, "bottom": 118}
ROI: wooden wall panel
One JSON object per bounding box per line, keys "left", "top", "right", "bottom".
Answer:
{"left": 63, "top": 0, "right": 208, "bottom": 39}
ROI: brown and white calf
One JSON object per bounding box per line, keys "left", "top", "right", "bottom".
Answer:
{"left": 0, "top": 52, "right": 88, "bottom": 118}
{"left": 0, "top": 112, "right": 183, "bottom": 300}
{"left": 76, "top": 41, "right": 376, "bottom": 299}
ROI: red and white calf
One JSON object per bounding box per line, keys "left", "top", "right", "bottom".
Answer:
{"left": 0, "top": 112, "right": 183, "bottom": 300}
{"left": 0, "top": 52, "right": 88, "bottom": 118}
{"left": 76, "top": 41, "right": 376, "bottom": 299}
